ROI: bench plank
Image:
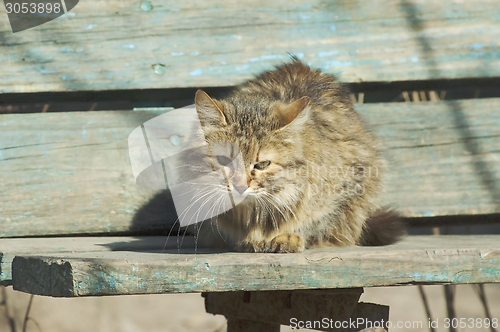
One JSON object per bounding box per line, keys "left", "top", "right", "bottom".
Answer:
{"left": 0, "top": 110, "right": 169, "bottom": 237}
{"left": 0, "top": 236, "right": 191, "bottom": 284}
{"left": 358, "top": 99, "right": 500, "bottom": 217}
{"left": 0, "top": 0, "right": 499, "bottom": 94}
{"left": 11, "top": 235, "right": 500, "bottom": 297}
{"left": 1, "top": 98, "right": 499, "bottom": 237}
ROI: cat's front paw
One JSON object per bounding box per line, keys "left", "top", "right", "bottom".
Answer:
{"left": 269, "top": 234, "right": 304, "bottom": 253}
{"left": 236, "top": 241, "right": 267, "bottom": 253}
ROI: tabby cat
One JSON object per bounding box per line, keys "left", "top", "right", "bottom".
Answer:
{"left": 186, "top": 59, "right": 404, "bottom": 253}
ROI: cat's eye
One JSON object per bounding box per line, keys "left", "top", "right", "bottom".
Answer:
{"left": 216, "top": 155, "right": 232, "bottom": 166}
{"left": 254, "top": 160, "right": 271, "bottom": 170}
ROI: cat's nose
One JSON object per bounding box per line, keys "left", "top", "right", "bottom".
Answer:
{"left": 233, "top": 184, "right": 247, "bottom": 194}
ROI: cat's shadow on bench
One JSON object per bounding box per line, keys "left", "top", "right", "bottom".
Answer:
{"left": 102, "top": 189, "right": 231, "bottom": 254}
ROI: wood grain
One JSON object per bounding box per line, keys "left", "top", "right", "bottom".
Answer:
{"left": 1, "top": 98, "right": 499, "bottom": 237}
{"left": 11, "top": 235, "right": 500, "bottom": 297}
{"left": 0, "top": 0, "right": 498, "bottom": 94}
{"left": 358, "top": 98, "right": 500, "bottom": 217}
{"left": 0, "top": 110, "right": 172, "bottom": 237}
{"left": 0, "top": 236, "right": 193, "bottom": 284}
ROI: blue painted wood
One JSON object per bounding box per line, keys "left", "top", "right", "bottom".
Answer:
{"left": 0, "top": 0, "right": 498, "bottom": 93}
{"left": 357, "top": 98, "right": 500, "bottom": 217}
{"left": 0, "top": 110, "right": 164, "bottom": 237}
{"left": 11, "top": 235, "right": 500, "bottom": 296}
{"left": 0, "top": 236, "right": 179, "bottom": 284}
{"left": 1, "top": 98, "right": 499, "bottom": 237}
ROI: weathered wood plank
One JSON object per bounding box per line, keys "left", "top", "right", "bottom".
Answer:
{"left": 0, "top": 0, "right": 499, "bottom": 94}
{"left": 0, "top": 110, "right": 175, "bottom": 237}
{"left": 1, "top": 98, "right": 499, "bottom": 237}
{"left": 358, "top": 99, "right": 500, "bottom": 217}
{"left": 11, "top": 235, "right": 500, "bottom": 297}
{"left": 0, "top": 236, "right": 193, "bottom": 284}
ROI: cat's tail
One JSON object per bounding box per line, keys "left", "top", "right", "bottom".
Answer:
{"left": 359, "top": 208, "right": 407, "bottom": 246}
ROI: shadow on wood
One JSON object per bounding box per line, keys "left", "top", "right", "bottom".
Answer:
{"left": 204, "top": 289, "right": 389, "bottom": 332}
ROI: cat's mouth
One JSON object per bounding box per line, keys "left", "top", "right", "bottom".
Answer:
{"left": 227, "top": 185, "right": 251, "bottom": 205}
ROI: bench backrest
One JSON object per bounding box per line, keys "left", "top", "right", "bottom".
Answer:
{"left": 1, "top": 98, "right": 499, "bottom": 237}
{"left": 1, "top": 0, "right": 499, "bottom": 237}
{"left": 0, "top": 0, "right": 499, "bottom": 95}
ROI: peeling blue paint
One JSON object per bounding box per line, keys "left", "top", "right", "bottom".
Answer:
{"left": 190, "top": 69, "right": 202, "bottom": 76}
{"left": 235, "top": 65, "right": 249, "bottom": 71}
{"left": 171, "top": 52, "right": 184, "bottom": 56}
{"left": 249, "top": 54, "right": 286, "bottom": 63}
{"left": 426, "top": 272, "right": 447, "bottom": 281}
{"left": 471, "top": 52, "right": 485, "bottom": 58}
{"left": 318, "top": 51, "right": 339, "bottom": 57}
{"left": 326, "top": 60, "right": 351, "bottom": 68}
{"left": 40, "top": 70, "right": 56, "bottom": 74}
{"left": 260, "top": 54, "right": 280, "bottom": 60}
{"left": 59, "top": 46, "right": 74, "bottom": 53}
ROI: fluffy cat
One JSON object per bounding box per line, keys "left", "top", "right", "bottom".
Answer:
{"left": 184, "top": 59, "right": 404, "bottom": 253}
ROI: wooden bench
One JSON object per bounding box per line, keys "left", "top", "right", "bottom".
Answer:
{"left": 1, "top": 0, "right": 500, "bottom": 331}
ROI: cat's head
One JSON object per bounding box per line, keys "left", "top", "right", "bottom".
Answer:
{"left": 194, "top": 89, "right": 311, "bottom": 201}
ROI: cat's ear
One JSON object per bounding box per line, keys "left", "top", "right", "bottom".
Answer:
{"left": 277, "top": 96, "right": 311, "bottom": 128}
{"left": 195, "top": 90, "right": 228, "bottom": 126}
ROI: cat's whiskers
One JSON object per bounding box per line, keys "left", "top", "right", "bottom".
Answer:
{"left": 258, "top": 193, "right": 289, "bottom": 230}
{"left": 212, "top": 197, "right": 229, "bottom": 243}
{"left": 178, "top": 189, "right": 220, "bottom": 249}
{"left": 163, "top": 186, "right": 217, "bottom": 253}
{"left": 208, "top": 187, "right": 234, "bottom": 243}
{"left": 254, "top": 195, "right": 278, "bottom": 229}
{"left": 261, "top": 191, "right": 294, "bottom": 223}
{"left": 176, "top": 186, "right": 222, "bottom": 227}
{"left": 270, "top": 191, "right": 299, "bottom": 225}
{"left": 191, "top": 186, "right": 230, "bottom": 251}
{"left": 194, "top": 189, "right": 225, "bottom": 227}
